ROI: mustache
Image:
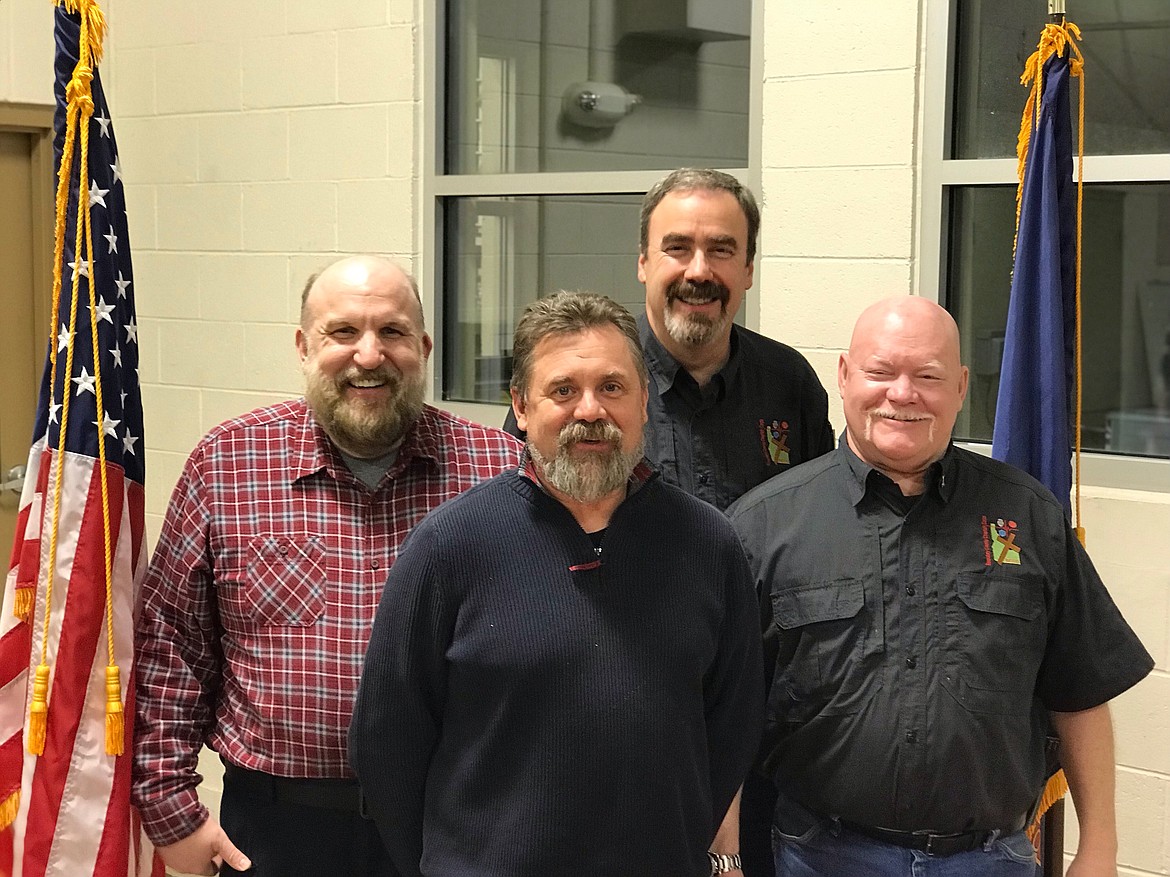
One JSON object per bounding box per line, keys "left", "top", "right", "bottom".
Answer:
{"left": 557, "top": 420, "right": 623, "bottom": 450}
{"left": 665, "top": 279, "right": 730, "bottom": 306}
{"left": 870, "top": 409, "right": 934, "bottom": 423}
{"left": 337, "top": 365, "right": 400, "bottom": 387}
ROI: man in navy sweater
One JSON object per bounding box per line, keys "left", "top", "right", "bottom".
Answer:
{"left": 350, "top": 291, "right": 763, "bottom": 877}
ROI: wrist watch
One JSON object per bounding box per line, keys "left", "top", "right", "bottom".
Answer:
{"left": 708, "top": 851, "right": 742, "bottom": 874}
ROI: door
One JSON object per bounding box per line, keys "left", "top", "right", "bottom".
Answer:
{"left": 0, "top": 104, "right": 54, "bottom": 553}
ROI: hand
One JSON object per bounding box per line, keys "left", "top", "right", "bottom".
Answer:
{"left": 157, "top": 818, "right": 252, "bottom": 875}
{"left": 1065, "top": 849, "right": 1118, "bottom": 877}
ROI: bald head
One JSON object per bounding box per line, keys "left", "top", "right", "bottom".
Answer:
{"left": 300, "top": 256, "right": 423, "bottom": 330}
{"left": 838, "top": 296, "right": 969, "bottom": 493}
{"left": 847, "top": 297, "right": 962, "bottom": 366}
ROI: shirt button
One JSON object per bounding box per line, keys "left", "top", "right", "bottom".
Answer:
{"left": 905, "top": 656, "right": 917, "bottom": 669}
{"left": 698, "top": 473, "right": 710, "bottom": 485}
{"left": 905, "top": 586, "right": 916, "bottom": 597}
{"left": 905, "top": 730, "right": 918, "bottom": 743}
{"left": 371, "top": 560, "right": 380, "bottom": 570}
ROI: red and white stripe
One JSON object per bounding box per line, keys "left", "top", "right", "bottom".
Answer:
{"left": 1, "top": 438, "right": 163, "bottom": 877}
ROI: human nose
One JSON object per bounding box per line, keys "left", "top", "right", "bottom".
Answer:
{"left": 573, "top": 389, "right": 606, "bottom": 422}
{"left": 684, "top": 249, "right": 713, "bottom": 282}
{"left": 886, "top": 374, "right": 917, "bottom": 404}
{"left": 352, "top": 331, "right": 386, "bottom": 370}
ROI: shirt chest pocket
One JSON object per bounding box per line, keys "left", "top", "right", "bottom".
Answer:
{"left": 220, "top": 535, "right": 327, "bottom": 627}
{"left": 942, "top": 573, "right": 1046, "bottom": 716}
{"left": 771, "top": 577, "right": 880, "bottom": 719}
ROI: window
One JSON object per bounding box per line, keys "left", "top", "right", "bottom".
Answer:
{"left": 921, "top": 0, "right": 1170, "bottom": 478}
{"left": 425, "top": 0, "right": 759, "bottom": 406}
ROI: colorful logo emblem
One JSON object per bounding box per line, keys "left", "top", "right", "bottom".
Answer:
{"left": 759, "top": 418, "right": 791, "bottom": 465}
{"left": 981, "top": 515, "right": 1022, "bottom": 565}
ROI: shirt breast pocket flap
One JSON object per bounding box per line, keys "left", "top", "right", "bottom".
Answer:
{"left": 956, "top": 573, "right": 1043, "bottom": 621}
{"left": 773, "top": 579, "right": 864, "bottom": 630}
{"left": 244, "top": 535, "right": 326, "bottom": 627}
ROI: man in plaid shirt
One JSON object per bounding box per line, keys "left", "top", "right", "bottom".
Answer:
{"left": 132, "top": 255, "right": 523, "bottom": 876}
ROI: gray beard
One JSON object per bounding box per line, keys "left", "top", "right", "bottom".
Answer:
{"left": 304, "top": 363, "right": 426, "bottom": 458}
{"left": 663, "top": 303, "right": 730, "bottom": 347}
{"left": 529, "top": 426, "right": 643, "bottom": 504}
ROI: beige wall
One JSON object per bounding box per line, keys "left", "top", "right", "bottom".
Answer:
{"left": 0, "top": 0, "right": 54, "bottom": 104}
{"left": 4, "top": 0, "right": 1167, "bottom": 872}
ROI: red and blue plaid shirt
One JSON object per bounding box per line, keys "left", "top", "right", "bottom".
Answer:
{"left": 132, "top": 399, "right": 523, "bottom": 844}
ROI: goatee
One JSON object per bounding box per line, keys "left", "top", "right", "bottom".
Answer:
{"left": 529, "top": 420, "right": 643, "bottom": 503}
{"left": 663, "top": 278, "right": 731, "bottom": 347}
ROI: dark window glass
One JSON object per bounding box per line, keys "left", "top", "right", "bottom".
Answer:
{"left": 953, "top": 1, "right": 1170, "bottom": 159}
{"left": 948, "top": 183, "right": 1170, "bottom": 457}
{"left": 444, "top": 0, "right": 752, "bottom": 174}
{"left": 442, "top": 194, "right": 643, "bottom": 403}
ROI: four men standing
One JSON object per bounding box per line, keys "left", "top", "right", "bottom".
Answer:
{"left": 131, "top": 175, "right": 1152, "bottom": 877}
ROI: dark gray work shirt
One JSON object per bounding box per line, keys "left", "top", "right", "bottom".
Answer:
{"left": 728, "top": 438, "right": 1153, "bottom": 834}
{"left": 504, "top": 314, "right": 834, "bottom": 511}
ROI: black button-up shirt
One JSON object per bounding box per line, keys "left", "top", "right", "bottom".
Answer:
{"left": 729, "top": 438, "right": 1153, "bottom": 833}
{"left": 504, "top": 314, "right": 834, "bottom": 511}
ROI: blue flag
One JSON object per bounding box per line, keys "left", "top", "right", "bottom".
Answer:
{"left": 991, "top": 42, "right": 1077, "bottom": 518}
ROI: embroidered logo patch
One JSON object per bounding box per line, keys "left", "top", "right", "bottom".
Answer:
{"left": 758, "top": 419, "right": 791, "bottom": 465}
{"left": 982, "top": 515, "right": 1022, "bottom": 565}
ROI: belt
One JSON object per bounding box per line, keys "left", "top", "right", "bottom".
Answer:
{"left": 840, "top": 821, "right": 995, "bottom": 857}
{"left": 222, "top": 761, "right": 362, "bottom": 814}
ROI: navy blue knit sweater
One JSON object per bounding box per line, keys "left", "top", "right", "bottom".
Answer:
{"left": 349, "top": 468, "right": 763, "bottom": 877}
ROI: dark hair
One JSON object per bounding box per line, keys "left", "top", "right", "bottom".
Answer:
{"left": 510, "top": 291, "right": 647, "bottom": 399}
{"left": 639, "top": 168, "right": 760, "bottom": 264}
{"left": 299, "top": 257, "right": 422, "bottom": 328}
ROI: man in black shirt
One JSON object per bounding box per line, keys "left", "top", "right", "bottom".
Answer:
{"left": 730, "top": 297, "right": 1153, "bottom": 876}
{"left": 506, "top": 168, "right": 834, "bottom": 512}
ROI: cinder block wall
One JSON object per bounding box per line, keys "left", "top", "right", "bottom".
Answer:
{"left": 4, "top": 0, "right": 1164, "bottom": 871}
{"left": 100, "top": 0, "right": 419, "bottom": 536}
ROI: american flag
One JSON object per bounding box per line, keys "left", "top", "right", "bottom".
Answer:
{"left": 0, "top": 3, "right": 160, "bottom": 875}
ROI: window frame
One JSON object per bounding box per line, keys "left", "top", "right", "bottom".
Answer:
{"left": 917, "top": 0, "right": 1170, "bottom": 492}
{"left": 420, "top": 0, "right": 764, "bottom": 426}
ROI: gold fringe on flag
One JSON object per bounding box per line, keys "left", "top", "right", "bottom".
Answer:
{"left": 13, "top": 585, "right": 34, "bottom": 623}
{"left": 0, "top": 789, "right": 18, "bottom": 832}
{"left": 1028, "top": 769, "right": 1070, "bottom": 853}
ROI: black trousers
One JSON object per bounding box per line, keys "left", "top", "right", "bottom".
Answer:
{"left": 219, "top": 762, "right": 401, "bottom": 877}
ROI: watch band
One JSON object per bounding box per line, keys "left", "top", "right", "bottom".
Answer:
{"left": 708, "top": 851, "right": 742, "bottom": 874}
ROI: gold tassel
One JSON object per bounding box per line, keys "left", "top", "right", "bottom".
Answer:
{"left": 28, "top": 663, "right": 51, "bottom": 755}
{"left": 104, "top": 665, "right": 124, "bottom": 755}
{"left": 1027, "top": 769, "right": 1069, "bottom": 851}
{"left": 13, "top": 586, "right": 34, "bottom": 623}
{"left": 0, "top": 789, "right": 19, "bottom": 833}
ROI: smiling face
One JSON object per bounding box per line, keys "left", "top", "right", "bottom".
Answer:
{"left": 511, "top": 325, "right": 648, "bottom": 506}
{"left": 637, "top": 188, "right": 754, "bottom": 352}
{"left": 838, "top": 297, "right": 968, "bottom": 490}
{"left": 296, "top": 257, "right": 433, "bottom": 458}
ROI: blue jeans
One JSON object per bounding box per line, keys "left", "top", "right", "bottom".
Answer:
{"left": 774, "top": 819, "right": 1040, "bottom": 877}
